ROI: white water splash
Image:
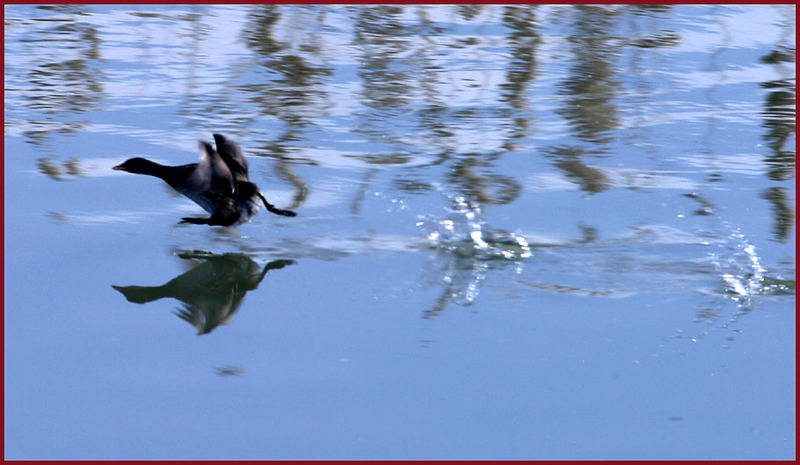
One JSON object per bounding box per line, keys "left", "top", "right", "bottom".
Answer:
{"left": 415, "top": 189, "right": 532, "bottom": 308}
{"left": 712, "top": 230, "right": 770, "bottom": 309}
{"left": 417, "top": 191, "right": 532, "bottom": 261}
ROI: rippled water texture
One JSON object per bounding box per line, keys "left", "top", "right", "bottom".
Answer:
{"left": 4, "top": 4, "right": 795, "bottom": 460}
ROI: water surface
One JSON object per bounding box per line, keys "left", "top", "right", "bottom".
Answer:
{"left": 4, "top": 4, "right": 795, "bottom": 460}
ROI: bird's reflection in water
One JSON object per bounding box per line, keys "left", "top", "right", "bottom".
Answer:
{"left": 113, "top": 252, "right": 295, "bottom": 334}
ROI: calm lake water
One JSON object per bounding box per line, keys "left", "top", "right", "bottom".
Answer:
{"left": 4, "top": 4, "right": 796, "bottom": 460}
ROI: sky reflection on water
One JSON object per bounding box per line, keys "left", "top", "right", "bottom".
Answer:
{"left": 4, "top": 4, "right": 795, "bottom": 460}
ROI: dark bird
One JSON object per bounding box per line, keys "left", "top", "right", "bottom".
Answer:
{"left": 113, "top": 133, "right": 296, "bottom": 226}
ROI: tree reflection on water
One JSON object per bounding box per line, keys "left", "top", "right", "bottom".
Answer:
{"left": 5, "top": 4, "right": 794, "bottom": 323}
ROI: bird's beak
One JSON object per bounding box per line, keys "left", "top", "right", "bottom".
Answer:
{"left": 112, "top": 164, "right": 125, "bottom": 171}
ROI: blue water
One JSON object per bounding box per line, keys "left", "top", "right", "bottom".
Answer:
{"left": 4, "top": 4, "right": 795, "bottom": 460}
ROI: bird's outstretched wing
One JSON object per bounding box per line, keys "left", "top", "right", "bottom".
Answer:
{"left": 197, "top": 140, "right": 235, "bottom": 194}
{"left": 176, "top": 140, "right": 236, "bottom": 215}
{"left": 211, "top": 133, "right": 297, "bottom": 218}
{"left": 213, "top": 133, "right": 250, "bottom": 183}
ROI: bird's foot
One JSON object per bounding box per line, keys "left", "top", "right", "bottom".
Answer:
{"left": 180, "top": 217, "right": 212, "bottom": 225}
{"left": 258, "top": 192, "right": 297, "bottom": 217}
{"left": 267, "top": 206, "right": 297, "bottom": 217}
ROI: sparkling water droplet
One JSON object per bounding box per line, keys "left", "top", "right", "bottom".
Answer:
{"left": 470, "top": 230, "right": 489, "bottom": 248}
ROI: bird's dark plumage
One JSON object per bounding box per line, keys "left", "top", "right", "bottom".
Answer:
{"left": 113, "top": 134, "right": 296, "bottom": 226}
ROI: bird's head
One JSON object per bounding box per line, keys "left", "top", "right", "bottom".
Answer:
{"left": 113, "top": 157, "right": 161, "bottom": 175}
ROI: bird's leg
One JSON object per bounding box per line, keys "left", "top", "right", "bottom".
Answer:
{"left": 180, "top": 217, "right": 212, "bottom": 225}
{"left": 258, "top": 192, "right": 297, "bottom": 217}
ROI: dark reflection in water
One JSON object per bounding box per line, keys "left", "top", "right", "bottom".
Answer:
{"left": 500, "top": 5, "right": 540, "bottom": 114}
{"left": 352, "top": 5, "right": 536, "bottom": 207}
{"left": 113, "top": 252, "right": 295, "bottom": 334}
{"left": 629, "top": 30, "right": 680, "bottom": 49}
{"left": 214, "top": 365, "right": 246, "bottom": 377}
{"left": 760, "top": 80, "right": 795, "bottom": 180}
{"left": 354, "top": 6, "right": 415, "bottom": 113}
{"left": 242, "top": 6, "right": 333, "bottom": 123}
{"left": 759, "top": 45, "right": 795, "bottom": 242}
{"left": 760, "top": 187, "right": 795, "bottom": 243}
{"left": 761, "top": 77, "right": 796, "bottom": 182}
{"left": 8, "top": 5, "right": 105, "bottom": 177}
{"left": 683, "top": 192, "right": 716, "bottom": 217}
{"left": 558, "top": 6, "right": 621, "bottom": 146}
{"left": 36, "top": 156, "right": 85, "bottom": 181}
{"left": 239, "top": 5, "right": 333, "bottom": 209}
{"left": 352, "top": 4, "right": 430, "bottom": 166}
{"left": 543, "top": 146, "right": 610, "bottom": 194}
{"left": 18, "top": 6, "right": 104, "bottom": 118}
